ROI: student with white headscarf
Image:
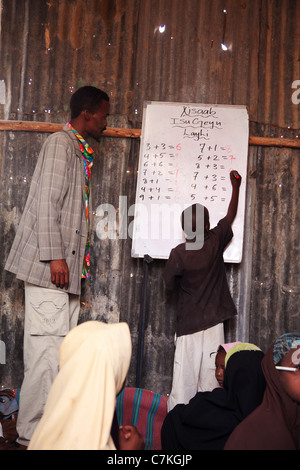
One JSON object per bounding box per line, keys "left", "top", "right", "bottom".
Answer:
{"left": 28, "top": 321, "right": 144, "bottom": 450}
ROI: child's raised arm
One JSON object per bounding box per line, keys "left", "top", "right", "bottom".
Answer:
{"left": 225, "top": 170, "right": 242, "bottom": 225}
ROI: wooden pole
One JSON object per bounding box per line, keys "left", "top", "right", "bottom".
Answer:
{"left": 136, "top": 254, "right": 153, "bottom": 388}
{"left": 0, "top": 120, "right": 299, "bottom": 148}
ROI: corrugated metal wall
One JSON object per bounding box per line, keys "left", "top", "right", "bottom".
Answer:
{"left": 0, "top": 0, "right": 299, "bottom": 395}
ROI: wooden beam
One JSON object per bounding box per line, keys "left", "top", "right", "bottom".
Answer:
{"left": 0, "top": 120, "right": 299, "bottom": 148}
{"left": 0, "top": 120, "right": 141, "bottom": 138}
{"left": 248, "top": 136, "right": 300, "bottom": 149}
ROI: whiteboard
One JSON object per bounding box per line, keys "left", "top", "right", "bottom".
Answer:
{"left": 131, "top": 101, "right": 249, "bottom": 262}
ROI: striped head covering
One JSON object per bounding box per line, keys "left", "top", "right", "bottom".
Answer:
{"left": 273, "top": 333, "right": 300, "bottom": 365}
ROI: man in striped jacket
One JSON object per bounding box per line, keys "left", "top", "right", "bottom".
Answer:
{"left": 5, "top": 86, "right": 110, "bottom": 447}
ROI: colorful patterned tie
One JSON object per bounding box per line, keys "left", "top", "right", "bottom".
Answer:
{"left": 67, "top": 122, "right": 94, "bottom": 278}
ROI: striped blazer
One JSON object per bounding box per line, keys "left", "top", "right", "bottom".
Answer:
{"left": 5, "top": 125, "right": 88, "bottom": 295}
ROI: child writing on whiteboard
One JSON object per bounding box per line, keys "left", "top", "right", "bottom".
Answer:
{"left": 163, "top": 170, "right": 241, "bottom": 411}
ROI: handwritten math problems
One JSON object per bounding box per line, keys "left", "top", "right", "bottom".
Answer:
{"left": 139, "top": 141, "right": 236, "bottom": 206}
{"left": 132, "top": 102, "right": 249, "bottom": 262}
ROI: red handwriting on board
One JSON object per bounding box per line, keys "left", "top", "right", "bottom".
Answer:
{"left": 139, "top": 142, "right": 237, "bottom": 204}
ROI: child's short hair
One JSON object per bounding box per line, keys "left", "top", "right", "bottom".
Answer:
{"left": 180, "top": 203, "right": 209, "bottom": 238}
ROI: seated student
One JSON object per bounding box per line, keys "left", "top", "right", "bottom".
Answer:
{"left": 224, "top": 332, "right": 300, "bottom": 450}
{"left": 214, "top": 342, "right": 241, "bottom": 388}
{"left": 0, "top": 388, "right": 18, "bottom": 419}
{"left": 28, "top": 321, "right": 144, "bottom": 450}
{"left": 0, "top": 388, "right": 19, "bottom": 450}
{"left": 161, "top": 343, "right": 266, "bottom": 450}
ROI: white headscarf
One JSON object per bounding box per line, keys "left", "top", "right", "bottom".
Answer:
{"left": 28, "top": 321, "right": 132, "bottom": 450}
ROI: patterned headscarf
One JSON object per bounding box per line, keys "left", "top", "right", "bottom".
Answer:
{"left": 273, "top": 333, "right": 300, "bottom": 365}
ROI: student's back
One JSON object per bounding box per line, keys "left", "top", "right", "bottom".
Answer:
{"left": 164, "top": 217, "right": 236, "bottom": 336}
{"left": 163, "top": 171, "right": 242, "bottom": 410}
